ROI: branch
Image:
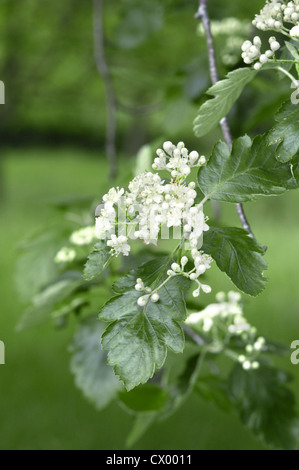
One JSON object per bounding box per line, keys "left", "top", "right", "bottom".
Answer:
{"left": 93, "top": 0, "right": 117, "bottom": 179}
{"left": 183, "top": 324, "right": 205, "bottom": 346}
{"left": 195, "top": 0, "right": 255, "bottom": 240}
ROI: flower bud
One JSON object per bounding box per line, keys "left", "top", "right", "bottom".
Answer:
{"left": 201, "top": 284, "right": 212, "bottom": 294}
{"left": 171, "top": 263, "right": 181, "bottom": 272}
{"left": 151, "top": 293, "right": 160, "bottom": 303}
{"left": 137, "top": 295, "right": 149, "bottom": 307}
{"left": 181, "top": 256, "right": 188, "bottom": 267}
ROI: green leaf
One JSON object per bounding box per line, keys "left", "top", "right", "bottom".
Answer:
{"left": 83, "top": 242, "right": 111, "bottom": 281}
{"left": 99, "top": 276, "right": 187, "bottom": 391}
{"left": 229, "top": 365, "right": 299, "bottom": 450}
{"left": 202, "top": 226, "right": 267, "bottom": 296}
{"left": 70, "top": 317, "right": 122, "bottom": 410}
{"left": 17, "top": 276, "right": 83, "bottom": 330}
{"left": 267, "top": 101, "right": 299, "bottom": 162}
{"left": 16, "top": 228, "right": 70, "bottom": 302}
{"left": 162, "top": 353, "right": 204, "bottom": 418}
{"left": 284, "top": 42, "right": 299, "bottom": 61}
{"left": 51, "top": 297, "right": 87, "bottom": 320}
{"left": 198, "top": 135, "right": 292, "bottom": 202}
{"left": 127, "top": 350, "right": 204, "bottom": 445}
{"left": 113, "top": 257, "right": 168, "bottom": 293}
{"left": 119, "top": 383, "right": 168, "bottom": 413}
{"left": 126, "top": 414, "right": 156, "bottom": 448}
{"left": 134, "top": 145, "right": 153, "bottom": 176}
{"left": 286, "top": 153, "right": 299, "bottom": 189}
{"left": 195, "top": 375, "right": 232, "bottom": 412}
{"left": 193, "top": 68, "right": 256, "bottom": 138}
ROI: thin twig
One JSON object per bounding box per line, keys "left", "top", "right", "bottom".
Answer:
{"left": 195, "top": 0, "right": 255, "bottom": 239}
{"left": 183, "top": 324, "right": 205, "bottom": 346}
{"left": 93, "top": 0, "right": 117, "bottom": 179}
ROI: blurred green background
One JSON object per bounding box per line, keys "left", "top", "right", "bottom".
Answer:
{"left": 0, "top": 0, "right": 298, "bottom": 450}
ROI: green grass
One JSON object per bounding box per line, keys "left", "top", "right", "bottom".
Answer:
{"left": 0, "top": 147, "right": 298, "bottom": 450}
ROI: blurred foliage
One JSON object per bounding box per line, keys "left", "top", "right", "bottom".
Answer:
{"left": 1, "top": 0, "right": 299, "bottom": 451}
{"left": 0, "top": 0, "right": 292, "bottom": 150}
{"left": 0, "top": 149, "right": 298, "bottom": 450}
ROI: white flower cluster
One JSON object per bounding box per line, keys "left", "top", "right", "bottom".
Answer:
{"left": 135, "top": 253, "right": 213, "bottom": 308}
{"left": 135, "top": 278, "right": 160, "bottom": 306}
{"left": 95, "top": 187, "right": 125, "bottom": 238}
{"left": 252, "top": 0, "right": 299, "bottom": 31}
{"left": 152, "top": 141, "right": 206, "bottom": 179}
{"left": 55, "top": 246, "right": 76, "bottom": 264}
{"left": 241, "top": 1, "right": 299, "bottom": 68}
{"left": 186, "top": 291, "right": 243, "bottom": 331}
{"left": 54, "top": 225, "right": 97, "bottom": 265}
{"left": 241, "top": 36, "right": 280, "bottom": 69}
{"left": 167, "top": 255, "right": 212, "bottom": 297}
{"left": 186, "top": 291, "right": 266, "bottom": 370}
{"left": 95, "top": 142, "right": 209, "bottom": 257}
{"left": 107, "top": 234, "right": 130, "bottom": 256}
{"left": 238, "top": 336, "right": 265, "bottom": 370}
{"left": 69, "top": 226, "right": 96, "bottom": 246}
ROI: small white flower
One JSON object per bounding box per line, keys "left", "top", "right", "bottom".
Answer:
{"left": 290, "top": 25, "right": 299, "bottom": 37}
{"left": 259, "top": 54, "right": 268, "bottom": 63}
{"left": 137, "top": 295, "right": 149, "bottom": 307}
{"left": 203, "top": 318, "right": 213, "bottom": 332}
{"left": 215, "top": 291, "right": 225, "bottom": 302}
{"left": 135, "top": 284, "right": 144, "bottom": 292}
{"left": 55, "top": 247, "right": 76, "bottom": 264}
{"left": 180, "top": 256, "right": 188, "bottom": 267}
{"left": 107, "top": 235, "right": 130, "bottom": 256}
{"left": 189, "top": 150, "right": 199, "bottom": 164}
{"left": 163, "top": 141, "right": 174, "bottom": 154}
{"left": 103, "top": 187, "right": 125, "bottom": 204}
{"left": 167, "top": 269, "right": 175, "bottom": 277}
{"left": 242, "top": 360, "right": 251, "bottom": 370}
{"left": 151, "top": 293, "right": 160, "bottom": 303}
{"left": 70, "top": 226, "right": 95, "bottom": 246}
{"left": 192, "top": 288, "right": 200, "bottom": 297}
{"left": 171, "top": 263, "right": 181, "bottom": 273}
{"left": 201, "top": 284, "right": 212, "bottom": 294}
{"left": 253, "top": 36, "right": 262, "bottom": 47}
{"left": 265, "top": 49, "right": 274, "bottom": 58}
{"left": 241, "top": 40, "right": 252, "bottom": 52}
{"left": 270, "top": 40, "right": 280, "bottom": 52}
{"left": 188, "top": 273, "right": 197, "bottom": 281}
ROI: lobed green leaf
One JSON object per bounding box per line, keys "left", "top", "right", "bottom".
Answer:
{"left": 83, "top": 241, "right": 111, "bottom": 281}
{"left": 193, "top": 68, "right": 256, "bottom": 138}
{"left": 198, "top": 135, "right": 292, "bottom": 202}
{"left": 267, "top": 100, "right": 299, "bottom": 162}
{"left": 70, "top": 316, "right": 123, "bottom": 410}
{"left": 229, "top": 365, "right": 299, "bottom": 450}
{"left": 99, "top": 267, "right": 188, "bottom": 390}
{"left": 202, "top": 226, "right": 267, "bottom": 296}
